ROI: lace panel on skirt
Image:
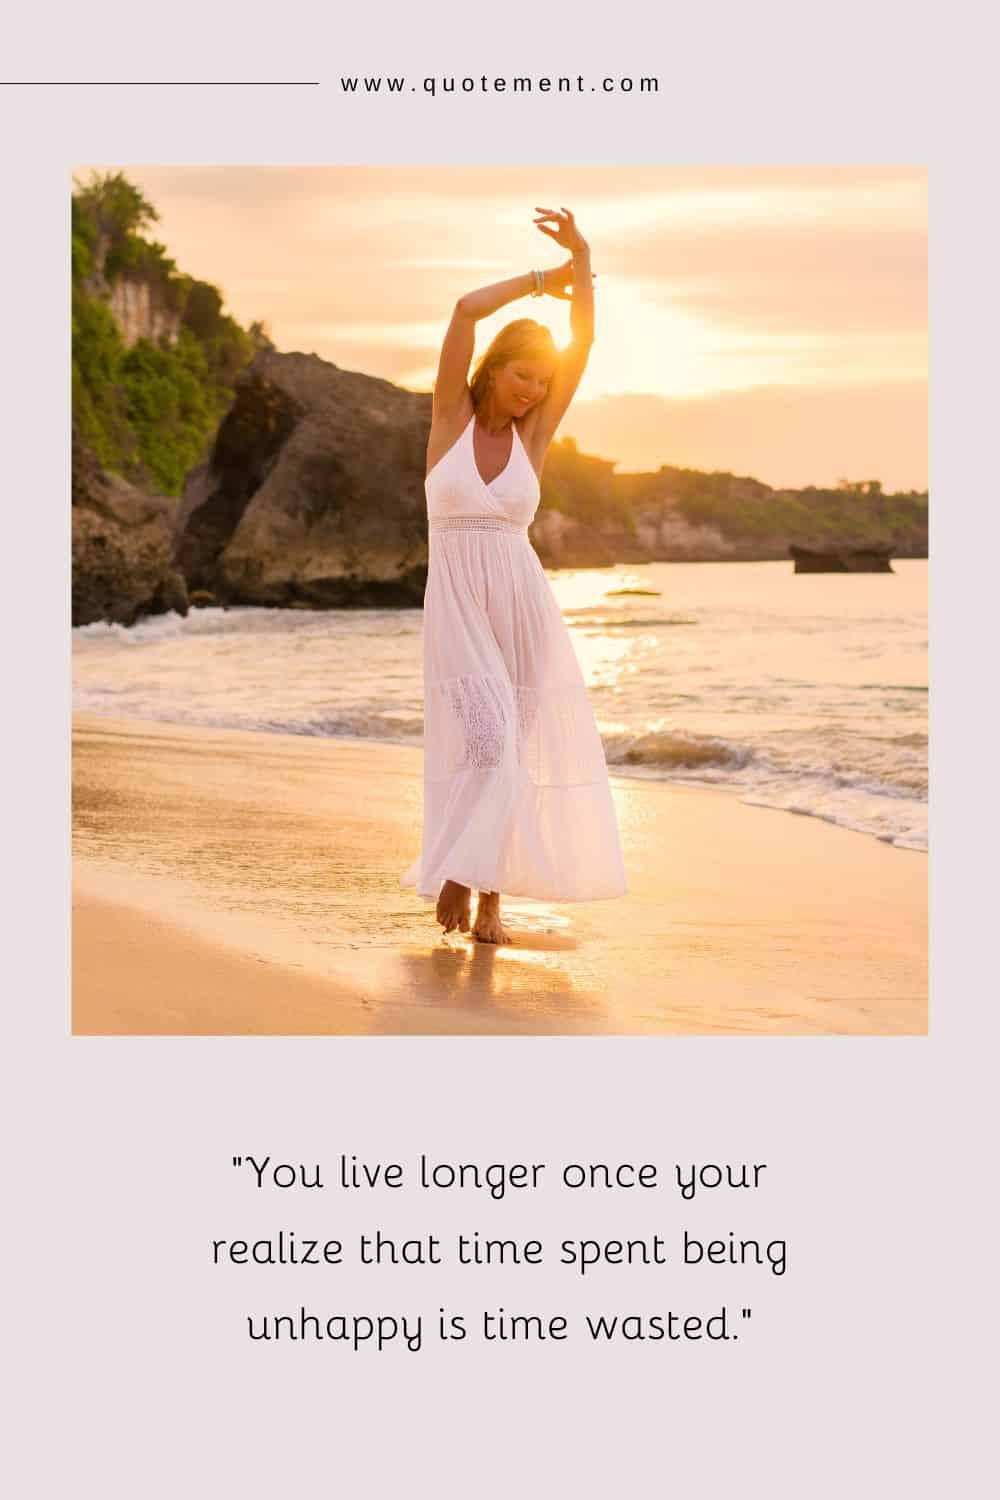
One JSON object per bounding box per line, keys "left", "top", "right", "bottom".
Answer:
{"left": 424, "top": 674, "right": 610, "bottom": 787}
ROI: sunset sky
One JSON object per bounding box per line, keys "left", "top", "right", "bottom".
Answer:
{"left": 75, "top": 165, "right": 927, "bottom": 491}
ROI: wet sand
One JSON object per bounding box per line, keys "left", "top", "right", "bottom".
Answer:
{"left": 72, "top": 714, "right": 927, "bottom": 1035}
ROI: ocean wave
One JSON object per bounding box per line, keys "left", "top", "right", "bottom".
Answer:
{"left": 73, "top": 605, "right": 421, "bottom": 647}
{"left": 72, "top": 606, "right": 283, "bottom": 646}
{"left": 566, "top": 612, "right": 698, "bottom": 629}
{"left": 737, "top": 785, "right": 927, "bottom": 851}
{"left": 72, "top": 697, "right": 424, "bottom": 744}
{"left": 606, "top": 728, "right": 753, "bottom": 771}
{"left": 73, "top": 558, "right": 926, "bottom": 853}
{"left": 888, "top": 732, "right": 928, "bottom": 748}
{"left": 601, "top": 726, "right": 926, "bottom": 849}
{"left": 71, "top": 693, "right": 927, "bottom": 851}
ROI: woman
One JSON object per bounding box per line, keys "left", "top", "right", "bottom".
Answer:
{"left": 401, "top": 205, "right": 627, "bottom": 943}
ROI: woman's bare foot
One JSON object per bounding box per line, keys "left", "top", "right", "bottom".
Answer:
{"left": 436, "top": 879, "right": 471, "bottom": 934}
{"left": 473, "top": 890, "right": 512, "bottom": 944}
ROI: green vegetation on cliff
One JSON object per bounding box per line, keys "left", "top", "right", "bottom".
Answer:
{"left": 72, "top": 170, "right": 269, "bottom": 494}
{"left": 540, "top": 436, "right": 636, "bottom": 535}
{"left": 654, "top": 470, "right": 926, "bottom": 549}
{"left": 544, "top": 439, "right": 927, "bottom": 555}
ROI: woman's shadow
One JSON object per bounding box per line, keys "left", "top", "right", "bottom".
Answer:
{"left": 378, "top": 916, "right": 614, "bottom": 1033}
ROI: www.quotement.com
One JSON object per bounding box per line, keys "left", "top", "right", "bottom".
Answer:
{"left": 340, "top": 74, "right": 661, "bottom": 96}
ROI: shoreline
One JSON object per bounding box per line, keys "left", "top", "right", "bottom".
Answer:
{"left": 72, "top": 713, "right": 927, "bottom": 1036}
{"left": 69, "top": 700, "right": 928, "bottom": 856}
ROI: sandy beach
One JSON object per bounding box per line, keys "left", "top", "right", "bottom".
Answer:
{"left": 72, "top": 714, "right": 927, "bottom": 1035}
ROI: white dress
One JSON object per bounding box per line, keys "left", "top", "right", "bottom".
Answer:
{"left": 401, "top": 412, "right": 627, "bottom": 903}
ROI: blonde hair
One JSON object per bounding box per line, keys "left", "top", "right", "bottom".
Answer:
{"left": 468, "top": 318, "right": 559, "bottom": 411}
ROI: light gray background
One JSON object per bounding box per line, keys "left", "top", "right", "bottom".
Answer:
{"left": 3, "top": 3, "right": 994, "bottom": 1495}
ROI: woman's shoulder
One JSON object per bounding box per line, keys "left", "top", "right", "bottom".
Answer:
{"left": 516, "top": 409, "right": 552, "bottom": 482}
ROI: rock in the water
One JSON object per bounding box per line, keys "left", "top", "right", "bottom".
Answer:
{"left": 72, "top": 427, "right": 187, "bottom": 625}
{"left": 174, "top": 349, "right": 432, "bottom": 607}
{"left": 790, "top": 544, "right": 894, "bottom": 574}
{"left": 147, "top": 569, "right": 190, "bottom": 617}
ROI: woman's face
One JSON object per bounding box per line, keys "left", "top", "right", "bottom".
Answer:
{"left": 493, "top": 357, "right": 555, "bottom": 417}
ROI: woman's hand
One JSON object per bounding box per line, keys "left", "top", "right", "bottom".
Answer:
{"left": 534, "top": 205, "right": 589, "bottom": 255}
{"left": 542, "top": 258, "right": 596, "bottom": 301}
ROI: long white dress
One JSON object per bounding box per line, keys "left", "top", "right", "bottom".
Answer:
{"left": 400, "top": 412, "right": 627, "bottom": 903}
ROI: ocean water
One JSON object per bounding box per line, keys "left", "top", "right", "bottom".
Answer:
{"left": 73, "top": 559, "right": 928, "bottom": 851}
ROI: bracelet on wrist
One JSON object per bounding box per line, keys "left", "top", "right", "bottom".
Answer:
{"left": 530, "top": 268, "right": 544, "bottom": 297}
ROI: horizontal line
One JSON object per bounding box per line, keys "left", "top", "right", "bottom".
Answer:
{"left": 0, "top": 81, "right": 320, "bottom": 86}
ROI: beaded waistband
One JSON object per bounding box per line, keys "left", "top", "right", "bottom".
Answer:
{"left": 429, "top": 515, "right": 528, "bottom": 535}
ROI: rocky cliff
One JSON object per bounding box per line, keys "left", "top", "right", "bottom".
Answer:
{"left": 170, "top": 350, "right": 740, "bottom": 603}
{"left": 107, "top": 273, "right": 182, "bottom": 348}
{"left": 79, "top": 214, "right": 183, "bottom": 350}
{"left": 72, "top": 348, "right": 928, "bottom": 623}
{"left": 72, "top": 427, "right": 188, "bottom": 626}
{"left": 175, "top": 350, "right": 432, "bottom": 606}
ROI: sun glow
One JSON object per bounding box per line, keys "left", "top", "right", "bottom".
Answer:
{"left": 76, "top": 163, "right": 927, "bottom": 488}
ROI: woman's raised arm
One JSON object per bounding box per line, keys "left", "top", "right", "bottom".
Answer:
{"left": 433, "top": 271, "right": 539, "bottom": 421}
{"left": 530, "top": 207, "right": 595, "bottom": 443}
